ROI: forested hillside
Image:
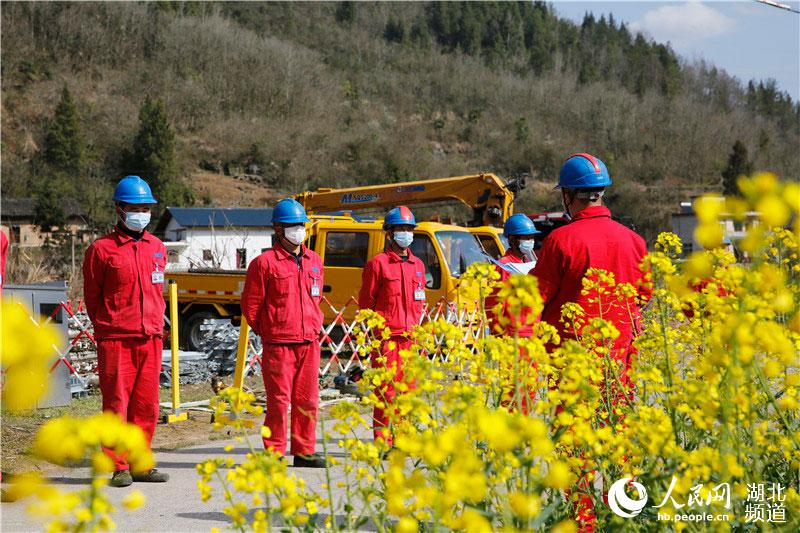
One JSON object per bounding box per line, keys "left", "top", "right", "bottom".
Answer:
{"left": 2, "top": 1, "right": 798, "bottom": 241}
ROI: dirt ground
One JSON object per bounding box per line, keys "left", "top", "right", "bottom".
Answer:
{"left": 0, "top": 375, "right": 265, "bottom": 476}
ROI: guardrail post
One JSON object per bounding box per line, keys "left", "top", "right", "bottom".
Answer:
{"left": 227, "top": 316, "right": 251, "bottom": 418}
{"left": 233, "top": 315, "right": 250, "bottom": 391}
{"left": 165, "top": 280, "right": 188, "bottom": 423}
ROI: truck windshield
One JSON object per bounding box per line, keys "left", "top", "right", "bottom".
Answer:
{"left": 435, "top": 231, "right": 489, "bottom": 277}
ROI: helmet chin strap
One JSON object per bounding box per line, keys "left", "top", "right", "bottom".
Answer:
{"left": 561, "top": 190, "right": 575, "bottom": 220}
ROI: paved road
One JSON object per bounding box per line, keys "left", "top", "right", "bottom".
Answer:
{"left": 1, "top": 423, "right": 376, "bottom": 532}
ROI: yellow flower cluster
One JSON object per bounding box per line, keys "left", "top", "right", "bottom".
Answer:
{"left": 458, "top": 261, "right": 500, "bottom": 309}
{"left": 33, "top": 413, "right": 154, "bottom": 472}
{"left": 200, "top": 173, "right": 798, "bottom": 530}
{"left": 198, "top": 390, "right": 326, "bottom": 531}
{"left": 3, "top": 301, "right": 153, "bottom": 531}
{"left": 210, "top": 385, "right": 263, "bottom": 431}
{"left": 8, "top": 412, "right": 153, "bottom": 531}
{"left": 197, "top": 450, "right": 323, "bottom": 530}
{"left": 1, "top": 300, "right": 62, "bottom": 412}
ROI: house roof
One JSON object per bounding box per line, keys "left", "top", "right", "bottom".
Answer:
{"left": 157, "top": 207, "right": 274, "bottom": 230}
{"left": 1, "top": 198, "right": 84, "bottom": 220}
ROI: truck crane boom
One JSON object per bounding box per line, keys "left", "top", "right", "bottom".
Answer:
{"left": 295, "top": 173, "right": 524, "bottom": 228}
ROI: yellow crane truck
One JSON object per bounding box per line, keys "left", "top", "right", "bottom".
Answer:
{"left": 295, "top": 172, "right": 523, "bottom": 256}
{"left": 166, "top": 173, "right": 524, "bottom": 350}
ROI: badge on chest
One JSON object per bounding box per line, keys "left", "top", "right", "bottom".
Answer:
{"left": 152, "top": 263, "right": 164, "bottom": 284}
{"left": 414, "top": 288, "right": 426, "bottom": 301}
{"left": 311, "top": 284, "right": 320, "bottom": 297}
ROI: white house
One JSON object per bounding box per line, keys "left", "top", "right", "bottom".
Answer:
{"left": 155, "top": 207, "right": 274, "bottom": 271}
{"left": 670, "top": 197, "right": 760, "bottom": 256}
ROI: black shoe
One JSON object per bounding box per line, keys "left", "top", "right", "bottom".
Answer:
{"left": 132, "top": 468, "right": 169, "bottom": 482}
{"left": 110, "top": 470, "right": 133, "bottom": 487}
{"left": 293, "top": 453, "right": 327, "bottom": 468}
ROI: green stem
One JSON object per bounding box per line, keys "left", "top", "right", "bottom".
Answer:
{"left": 318, "top": 416, "right": 339, "bottom": 532}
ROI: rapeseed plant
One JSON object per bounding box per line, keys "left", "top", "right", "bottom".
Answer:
{"left": 201, "top": 175, "right": 798, "bottom": 531}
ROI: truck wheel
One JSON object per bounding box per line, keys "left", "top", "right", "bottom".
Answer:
{"left": 184, "top": 311, "right": 216, "bottom": 352}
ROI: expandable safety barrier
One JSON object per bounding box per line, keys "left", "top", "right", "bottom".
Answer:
{"left": 232, "top": 294, "right": 486, "bottom": 389}
{"left": 43, "top": 300, "right": 95, "bottom": 389}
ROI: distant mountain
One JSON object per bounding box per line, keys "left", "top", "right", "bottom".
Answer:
{"left": 2, "top": 1, "right": 797, "bottom": 241}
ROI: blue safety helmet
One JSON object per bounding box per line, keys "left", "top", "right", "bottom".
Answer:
{"left": 113, "top": 176, "right": 157, "bottom": 204}
{"left": 383, "top": 206, "right": 417, "bottom": 229}
{"left": 503, "top": 213, "right": 540, "bottom": 237}
{"left": 271, "top": 198, "right": 310, "bottom": 224}
{"left": 557, "top": 153, "right": 612, "bottom": 189}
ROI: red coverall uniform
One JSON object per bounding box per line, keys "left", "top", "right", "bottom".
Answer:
{"left": 485, "top": 250, "right": 538, "bottom": 411}
{"left": 531, "top": 205, "right": 648, "bottom": 530}
{"left": 358, "top": 249, "right": 426, "bottom": 444}
{"left": 83, "top": 227, "right": 167, "bottom": 471}
{"left": 241, "top": 244, "right": 324, "bottom": 456}
{"left": 531, "top": 205, "right": 649, "bottom": 383}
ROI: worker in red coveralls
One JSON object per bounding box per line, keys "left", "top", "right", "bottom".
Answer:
{"left": 486, "top": 213, "right": 541, "bottom": 338}
{"left": 531, "top": 154, "right": 650, "bottom": 531}
{"left": 485, "top": 214, "right": 541, "bottom": 412}
{"left": 241, "top": 198, "right": 326, "bottom": 468}
{"left": 531, "top": 153, "right": 649, "bottom": 382}
{"left": 358, "top": 206, "right": 426, "bottom": 452}
{"left": 83, "top": 176, "right": 169, "bottom": 487}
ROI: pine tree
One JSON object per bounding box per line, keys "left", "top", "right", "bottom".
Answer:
{"left": 35, "top": 84, "right": 85, "bottom": 232}
{"left": 657, "top": 44, "right": 681, "bottom": 98}
{"left": 334, "top": 1, "right": 355, "bottom": 26}
{"left": 409, "top": 14, "right": 432, "bottom": 48}
{"left": 384, "top": 17, "right": 405, "bottom": 44}
{"left": 721, "top": 140, "right": 753, "bottom": 196}
{"left": 34, "top": 178, "right": 68, "bottom": 231}
{"left": 43, "top": 84, "right": 84, "bottom": 175}
{"left": 746, "top": 80, "right": 757, "bottom": 111}
{"left": 129, "top": 96, "right": 192, "bottom": 207}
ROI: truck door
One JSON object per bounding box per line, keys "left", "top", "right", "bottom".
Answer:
{"left": 409, "top": 232, "right": 449, "bottom": 311}
{"left": 317, "top": 229, "right": 371, "bottom": 318}
{"left": 466, "top": 227, "right": 507, "bottom": 260}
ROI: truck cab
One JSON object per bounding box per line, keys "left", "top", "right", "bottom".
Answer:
{"left": 307, "top": 215, "right": 490, "bottom": 323}
{"left": 166, "top": 214, "right": 491, "bottom": 349}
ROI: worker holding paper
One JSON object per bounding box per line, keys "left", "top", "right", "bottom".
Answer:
{"left": 485, "top": 214, "right": 540, "bottom": 337}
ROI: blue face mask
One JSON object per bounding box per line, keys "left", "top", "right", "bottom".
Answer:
{"left": 123, "top": 211, "right": 151, "bottom": 232}
{"left": 393, "top": 231, "right": 414, "bottom": 249}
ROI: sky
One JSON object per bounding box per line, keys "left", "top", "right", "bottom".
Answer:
{"left": 552, "top": 1, "right": 800, "bottom": 101}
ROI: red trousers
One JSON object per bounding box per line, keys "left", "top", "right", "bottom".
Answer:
{"left": 371, "top": 337, "right": 413, "bottom": 445}
{"left": 261, "top": 341, "right": 320, "bottom": 456}
{"left": 97, "top": 337, "right": 162, "bottom": 471}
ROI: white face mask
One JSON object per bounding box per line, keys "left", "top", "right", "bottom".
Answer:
{"left": 393, "top": 231, "right": 414, "bottom": 249}
{"left": 518, "top": 239, "right": 535, "bottom": 258}
{"left": 283, "top": 226, "right": 306, "bottom": 246}
{"left": 122, "top": 211, "right": 151, "bottom": 232}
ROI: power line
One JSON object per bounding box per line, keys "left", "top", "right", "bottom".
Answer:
{"left": 754, "top": 0, "right": 800, "bottom": 14}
